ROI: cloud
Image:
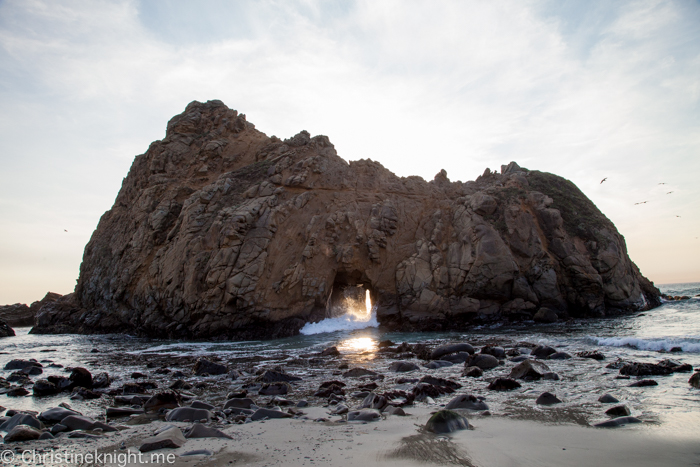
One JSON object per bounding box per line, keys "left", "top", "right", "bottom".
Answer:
{"left": 0, "top": 0, "right": 698, "bottom": 302}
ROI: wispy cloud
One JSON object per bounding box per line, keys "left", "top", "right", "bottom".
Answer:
{"left": 0, "top": 0, "right": 698, "bottom": 302}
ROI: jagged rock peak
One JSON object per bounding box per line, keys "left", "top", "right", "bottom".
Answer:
{"left": 32, "top": 101, "right": 660, "bottom": 339}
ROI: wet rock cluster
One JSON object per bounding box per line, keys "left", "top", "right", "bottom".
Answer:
{"left": 1, "top": 336, "right": 697, "bottom": 452}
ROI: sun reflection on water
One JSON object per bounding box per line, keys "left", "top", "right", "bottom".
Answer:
{"left": 338, "top": 336, "right": 377, "bottom": 353}
{"left": 337, "top": 335, "right": 378, "bottom": 362}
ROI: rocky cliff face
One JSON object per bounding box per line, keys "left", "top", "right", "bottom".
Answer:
{"left": 33, "top": 100, "right": 660, "bottom": 339}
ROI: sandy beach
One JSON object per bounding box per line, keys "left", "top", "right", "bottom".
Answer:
{"left": 32, "top": 406, "right": 691, "bottom": 467}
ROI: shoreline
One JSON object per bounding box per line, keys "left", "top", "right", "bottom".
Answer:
{"left": 8, "top": 406, "right": 699, "bottom": 467}
{"left": 2, "top": 297, "right": 700, "bottom": 467}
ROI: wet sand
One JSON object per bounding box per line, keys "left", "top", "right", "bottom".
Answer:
{"left": 72, "top": 406, "right": 699, "bottom": 467}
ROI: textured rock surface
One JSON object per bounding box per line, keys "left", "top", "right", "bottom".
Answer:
{"left": 0, "top": 292, "right": 61, "bottom": 327}
{"left": 0, "top": 319, "right": 14, "bottom": 338}
{"left": 32, "top": 100, "right": 660, "bottom": 339}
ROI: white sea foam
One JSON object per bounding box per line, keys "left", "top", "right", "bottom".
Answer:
{"left": 300, "top": 309, "right": 379, "bottom": 335}
{"left": 590, "top": 336, "right": 700, "bottom": 353}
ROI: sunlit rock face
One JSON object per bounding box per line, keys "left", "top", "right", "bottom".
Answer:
{"left": 32, "top": 100, "right": 660, "bottom": 339}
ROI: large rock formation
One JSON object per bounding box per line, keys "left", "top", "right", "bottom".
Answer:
{"left": 33, "top": 100, "right": 660, "bottom": 339}
{"left": 0, "top": 292, "right": 61, "bottom": 327}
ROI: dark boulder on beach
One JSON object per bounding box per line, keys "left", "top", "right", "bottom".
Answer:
{"left": 419, "top": 375, "right": 462, "bottom": 390}
{"left": 69, "top": 367, "right": 92, "bottom": 389}
{"left": 259, "top": 382, "right": 289, "bottom": 395}
{"left": 193, "top": 358, "right": 227, "bottom": 376}
{"left": 360, "top": 393, "right": 388, "bottom": 411}
{"left": 605, "top": 405, "right": 631, "bottom": 417}
{"left": 425, "top": 410, "right": 471, "bottom": 433}
{"left": 0, "top": 413, "right": 43, "bottom": 431}
{"left": 389, "top": 361, "right": 420, "bottom": 373}
{"left": 59, "top": 415, "right": 116, "bottom": 432}
{"left": 3, "top": 425, "right": 42, "bottom": 442}
{"left": 480, "top": 346, "right": 505, "bottom": 358}
{"left": 144, "top": 391, "right": 181, "bottom": 412}
{"left": 30, "top": 101, "right": 661, "bottom": 340}
{"left": 348, "top": 409, "right": 381, "bottom": 422}
{"left": 440, "top": 352, "right": 472, "bottom": 364}
{"left": 7, "top": 387, "right": 29, "bottom": 397}
{"left": 509, "top": 359, "right": 551, "bottom": 380}
{"left": 577, "top": 351, "right": 605, "bottom": 360}
{"left": 33, "top": 379, "right": 60, "bottom": 397}
{"left": 619, "top": 362, "right": 672, "bottom": 377}
{"left": 139, "top": 426, "right": 186, "bottom": 452}
{"left": 598, "top": 394, "right": 619, "bottom": 403}
{"left": 688, "top": 372, "right": 700, "bottom": 389}
{"left": 466, "top": 354, "right": 500, "bottom": 370}
{"left": 425, "top": 360, "right": 454, "bottom": 369}
{"left": 165, "top": 407, "right": 212, "bottom": 423}
{"left": 430, "top": 343, "right": 475, "bottom": 360}
{"left": 629, "top": 379, "right": 658, "bottom": 387}
{"left": 531, "top": 345, "right": 557, "bottom": 359}
{"left": 594, "top": 416, "right": 642, "bottom": 428}
{"left": 4, "top": 359, "right": 42, "bottom": 371}
{"left": 487, "top": 378, "right": 521, "bottom": 391}
{"left": 445, "top": 394, "right": 488, "bottom": 411}
{"left": 0, "top": 319, "right": 15, "bottom": 337}
{"left": 462, "top": 366, "right": 483, "bottom": 377}
{"left": 536, "top": 392, "right": 561, "bottom": 405}
{"left": 343, "top": 368, "right": 378, "bottom": 378}
{"left": 184, "top": 423, "right": 232, "bottom": 439}
{"left": 256, "top": 370, "right": 302, "bottom": 383}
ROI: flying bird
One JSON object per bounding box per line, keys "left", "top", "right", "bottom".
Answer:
{"left": 658, "top": 182, "right": 666, "bottom": 185}
{"left": 634, "top": 201, "right": 648, "bottom": 205}
{"left": 676, "top": 215, "right": 681, "bottom": 218}
{"left": 667, "top": 191, "right": 673, "bottom": 194}
{"left": 64, "top": 229, "right": 68, "bottom": 232}
{"left": 600, "top": 177, "right": 607, "bottom": 184}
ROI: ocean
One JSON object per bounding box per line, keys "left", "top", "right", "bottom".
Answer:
{"left": 1, "top": 282, "right": 699, "bottom": 436}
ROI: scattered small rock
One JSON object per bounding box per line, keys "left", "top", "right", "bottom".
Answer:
{"left": 193, "top": 358, "right": 228, "bottom": 376}
{"left": 531, "top": 345, "right": 557, "bottom": 359}
{"left": 445, "top": 394, "right": 488, "bottom": 411}
{"left": 487, "top": 378, "right": 521, "bottom": 391}
{"left": 430, "top": 343, "right": 475, "bottom": 360}
{"left": 594, "top": 416, "right": 642, "bottom": 428}
{"left": 462, "top": 366, "right": 483, "bottom": 378}
{"left": 629, "top": 379, "right": 658, "bottom": 387}
{"left": 140, "top": 426, "right": 187, "bottom": 452}
{"left": 509, "top": 359, "right": 551, "bottom": 380}
{"left": 598, "top": 394, "right": 619, "bottom": 404}
{"left": 536, "top": 392, "right": 561, "bottom": 405}
{"left": 342, "top": 368, "right": 378, "bottom": 378}
{"left": 165, "top": 407, "right": 212, "bottom": 423}
{"left": 389, "top": 361, "right": 419, "bottom": 373}
{"left": 184, "top": 423, "right": 232, "bottom": 439}
{"left": 347, "top": 409, "right": 381, "bottom": 422}
{"left": 605, "top": 405, "right": 631, "bottom": 417}
{"left": 4, "top": 425, "right": 42, "bottom": 442}
{"left": 465, "top": 354, "right": 499, "bottom": 370}
{"left": 577, "top": 351, "right": 605, "bottom": 360}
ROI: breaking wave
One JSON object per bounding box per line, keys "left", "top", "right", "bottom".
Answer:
{"left": 300, "top": 308, "right": 379, "bottom": 335}
{"left": 589, "top": 336, "right": 700, "bottom": 353}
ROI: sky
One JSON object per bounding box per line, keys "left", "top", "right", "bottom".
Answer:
{"left": 0, "top": 0, "right": 699, "bottom": 305}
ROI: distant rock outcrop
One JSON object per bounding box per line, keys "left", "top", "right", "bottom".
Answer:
{"left": 33, "top": 100, "right": 660, "bottom": 339}
{"left": 0, "top": 292, "right": 61, "bottom": 327}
